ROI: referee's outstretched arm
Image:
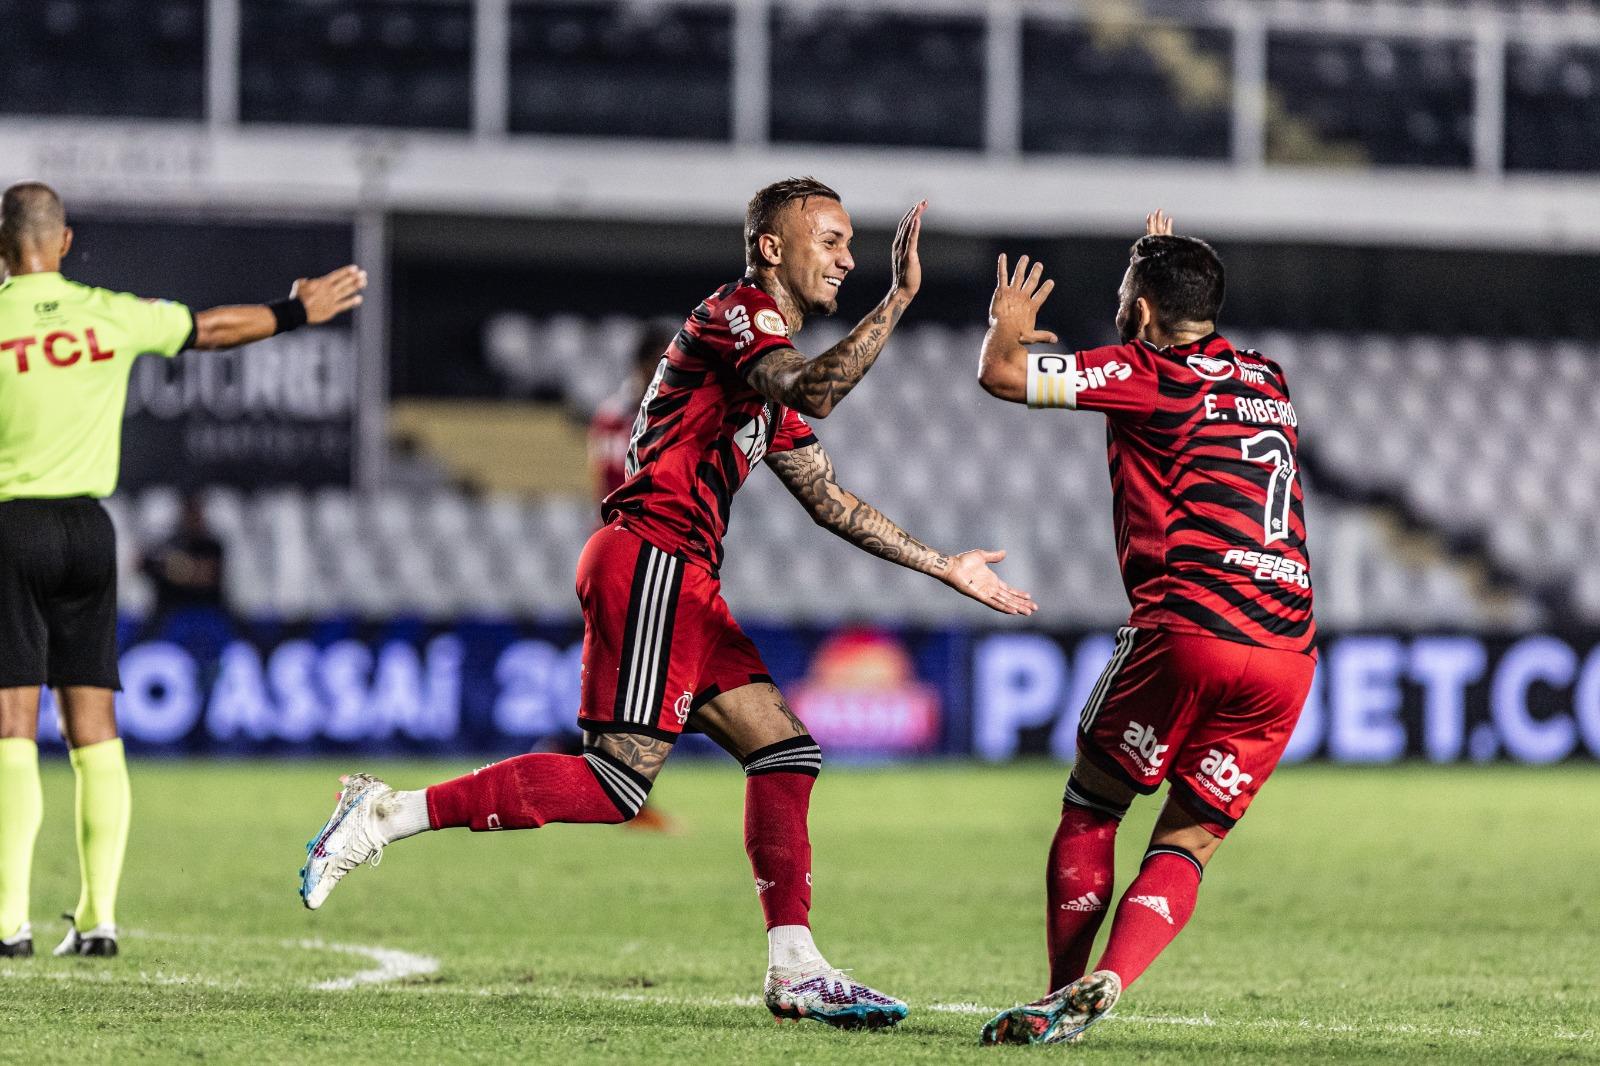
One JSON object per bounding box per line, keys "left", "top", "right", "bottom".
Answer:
{"left": 189, "top": 264, "right": 367, "bottom": 349}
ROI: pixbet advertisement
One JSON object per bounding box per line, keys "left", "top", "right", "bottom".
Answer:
{"left": 34, "top": 614, "right": 1600, "bottom": 763}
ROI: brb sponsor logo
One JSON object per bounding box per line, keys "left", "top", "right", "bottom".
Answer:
{"left": 1198, "top": 748, "right": 1253, "bottom": 800}
{"left": 1223, "top": 549, "right": 1310, "bottom": 589}
{"left": 1120, "top": 721, "right": 1168, "bottom": 773}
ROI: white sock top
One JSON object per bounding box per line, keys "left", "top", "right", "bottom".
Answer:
{"left": 768, "top": 924, "right": 828, "bottom": 972}
{"left": 375, "top": 789, "right": 432, "bottom": 843}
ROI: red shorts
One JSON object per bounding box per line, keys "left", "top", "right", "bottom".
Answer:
{"left": 1077, "top": 626, "right": 1316, "bottom": 835}
{"left": 575, "top": 523, "right": 773, "bottom": 741}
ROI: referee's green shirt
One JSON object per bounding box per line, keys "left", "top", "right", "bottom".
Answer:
{"left": 0, "top": 272, "right": 193, "bottom": 500}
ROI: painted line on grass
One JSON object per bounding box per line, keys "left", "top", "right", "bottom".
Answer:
{"left": 299, "top": 938, "right": 440, "bottom": 990}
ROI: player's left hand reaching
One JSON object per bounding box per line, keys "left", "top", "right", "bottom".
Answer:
{"left": 292, "top": 264, "right": 368, "bottom": 325}
{"left": 890, "top": 200, "right": 926, "bottom": 300}
{"left": 989, "top": 254, "right": 1058, "bottom": 347}
{"left": 940, "top": 549, "right": 1038, "bottom": 616}
{"left": 1145, "top": 209, "right": 1174, "bottom": 236}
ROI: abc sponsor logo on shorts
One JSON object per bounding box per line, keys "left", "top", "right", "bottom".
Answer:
{"left": 1120, "top": 721, "right": 1168, "bottom": 773}
{"left": 1223, "top": 549, "right": 1310, "bottom": 589}
{"left": 1197, "top": 748, "right": 1254, "bottom": 801}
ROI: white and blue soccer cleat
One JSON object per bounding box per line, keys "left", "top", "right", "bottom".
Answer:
{"left": 300, "top": 773, "right": 391, "bottom": 910}
{"left": 979, "top": 969, "right": 1122, "bottom": 1045}
{"left": 764, "top": 964, "right": 908, "bottom": 1029}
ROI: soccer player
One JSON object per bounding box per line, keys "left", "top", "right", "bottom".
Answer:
{"left": 0, "top": 181, "right": 365, "bottom": 958}
{"left": 299, "top": 177, "right": 1038, "bottom": 1029}
{"left": 973, "top": 212, "right": 1316, "bottom": 1045}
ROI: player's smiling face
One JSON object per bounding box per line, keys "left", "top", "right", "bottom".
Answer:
{"left": 779, "top": 198, "right": 855, "bottom": 316}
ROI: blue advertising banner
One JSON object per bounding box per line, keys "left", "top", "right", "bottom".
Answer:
{"left": 30, "top": 613, "right": 1600, "bottom": 763}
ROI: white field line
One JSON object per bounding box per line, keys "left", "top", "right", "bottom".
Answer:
{"left": 4, "top": 929, "right": 440, "bottom": 993}
{"left": 299, "top": 938, "right": 440, "bottom": 991}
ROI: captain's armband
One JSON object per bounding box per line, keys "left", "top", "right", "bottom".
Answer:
{"left": 1025, "top": 351, "right": 1079, "bottom": 409}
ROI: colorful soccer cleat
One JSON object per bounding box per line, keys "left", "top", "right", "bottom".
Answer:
{"left": 300, "top": 773, "right": 391, "bottom": 910}
{"left": 979, "top": 969, "right": 1122, "bottom": 1046}
{"left": 0, "top": 922, "right": 33, "bottom": 958}
{"left": 52, "top": 915, "right": 117, "bottom": 958}
{"left": 764, "top": 965, "right": 908, "bottom": 1029}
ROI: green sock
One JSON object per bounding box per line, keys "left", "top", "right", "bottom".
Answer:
{"left": 0, "top": 738, "right": 43, "bottom": 940}
{"left": 69, "top": 738, "right": 130, "bottom": 931}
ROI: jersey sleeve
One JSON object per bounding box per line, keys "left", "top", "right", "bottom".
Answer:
{"left": 769, "top": 406, "right": 817, "bottom": 455}
{"left": 110, "top": 291, "right": 195, "bottom": 358}
{"left": 1025, "top": 342, "right": 1160, "bottom": 420}
{"left": 718, "top": 287, "right": 798, "bottom": 380}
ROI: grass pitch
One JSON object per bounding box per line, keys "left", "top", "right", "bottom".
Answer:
{"left": 4, "top": 759, "right": 1597, "bottom": 1064}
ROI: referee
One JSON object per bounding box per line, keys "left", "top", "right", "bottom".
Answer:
{"left": 0, "top": 182, "right": 365, "bottom": 958}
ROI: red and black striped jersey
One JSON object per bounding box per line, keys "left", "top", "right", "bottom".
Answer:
{"left": 602, "top": 277, "right": 816, "bottom": 573}
{"left": 1032, "top": 333, "right": 1315, "bottom": 653}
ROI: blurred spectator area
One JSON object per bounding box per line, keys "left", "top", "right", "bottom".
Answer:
{"left": 770, "top": 8, "right": 986, "bottom": 149}
{"left": 110, "top": 317, "right": 1594, "bottom": 631}
{"left": 241, "top": 0, "right": 473, "bottom": 129}
{"left": 6, "top": 0, "right": 1600, "bottom": 175}
{"left": 0, "top": 0, "right": 205, "bottom": 119}
{"left": 511, "top": 0, "right": 732, "bottom": 138}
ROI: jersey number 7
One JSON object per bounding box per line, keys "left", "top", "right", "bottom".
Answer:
{"left": 1240, "top": 430, "right": 1296, "bottom": 545}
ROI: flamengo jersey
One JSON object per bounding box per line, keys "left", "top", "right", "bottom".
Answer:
{"left": 1030, "top": 333, "right": 1315, "bottom": 653}
{"left": 602, "top": 277, "right": 816, "bottom": 572}
{"left": 0, "top": 272, "right": 193, "bottom": 500}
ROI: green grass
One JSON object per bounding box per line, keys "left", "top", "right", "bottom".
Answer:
{"left": 4, "top": 760, "right": 1598, "bottom": 1064}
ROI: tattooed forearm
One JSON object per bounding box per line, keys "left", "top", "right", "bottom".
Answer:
{"left": 747, "top": 292, "right": 911, "bottom": 419}
{"left": 585, "top": 730, "right": 673, "bottom": 783}
{"left": 767, "top": 444, "right": 951, "bottom": 576}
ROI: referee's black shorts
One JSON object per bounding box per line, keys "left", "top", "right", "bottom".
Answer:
{"left": 0, "top": 497, "right": 121, "bottom": 690}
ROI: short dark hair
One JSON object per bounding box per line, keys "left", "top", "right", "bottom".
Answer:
{"left": 0, "top": 181, "right": 66, "bottom": 264}
{"left": 1126, "top": 234, "right": 1225, "bottom": 327}
{"left": 745, "top": 176, "right": 841, "bottom": 269}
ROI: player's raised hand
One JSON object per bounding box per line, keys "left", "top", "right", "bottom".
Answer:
{"left": 989, "top": 254, "right": 1058, "bottom": 346}
{"left": 890, "top": 200, "right": 926, "bottom": 300}
{"left": 1145, "top": 209, "right": 1174, "bottom": 237}
{"left": 940, "top": 548, "right": 1039, "bottom": 617}
{"left": 292, "top": 264, "right": 368, "bottom": 325}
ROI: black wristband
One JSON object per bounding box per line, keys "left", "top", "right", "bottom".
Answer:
{"left": 268, "top": 297, "right": 308, "bottom": 335}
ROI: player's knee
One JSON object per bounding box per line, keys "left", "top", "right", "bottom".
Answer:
{"left": 1062, "top": 772, "right": 1133, "bottom": 821}
{"left": 580, "top": 746, "right": 655, "bottom": 822}
{"left": 741, "top": 734, "right": 823, "bottom": 779}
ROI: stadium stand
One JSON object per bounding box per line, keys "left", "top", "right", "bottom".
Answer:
{"left": 106, "top": 320, "right": 1551, "bottom": 631}
{"left": 1506, "top": 42, "right": 1600, "bottom": 171}
{"left": 0, "top": 0, "right": 206, "bottom": 119}
{"left": 240, "top": 0, "right": 473, "bottom": 129}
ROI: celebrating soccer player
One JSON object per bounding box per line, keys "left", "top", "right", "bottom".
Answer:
{"left": 299, "top": 178, "right": 1037, "bottom": 1029}
{"left": 0, "top": 182, "right": 365, "bottom": 959}
{"left": 974, "top": 212, "right": 1316, "bottom": 1045}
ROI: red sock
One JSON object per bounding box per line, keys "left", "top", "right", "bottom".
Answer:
{"left": 426, "top": 751, "right": 646, "bottom": 831}
{"left": 1046, "top": 804, "right": 1119, "bottom": 991}
{"left": 742, "top": 737, "right": 822, "bottom": 929}
{"left": 1094, "top": 848, "right": 1204, "bottom": 988}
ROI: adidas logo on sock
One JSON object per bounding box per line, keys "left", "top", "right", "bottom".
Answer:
{"left": 1060, "top": 891, "right": 1105, "bottom": 912}
{"left": 1130, "top": 894, "right": 1173, "bottom": 924}
{"left": 754, "top": 877, "right": 775, "bottom": 896}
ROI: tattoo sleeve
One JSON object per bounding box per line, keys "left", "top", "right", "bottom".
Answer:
{"left": 746, "top": 292, "right": 911, "bottom": 418}
{"left": 584, "top": 730, "right": 673, "bottom": 783}
{"left": 766, "top": 443, "right": 951, "bottom": 577}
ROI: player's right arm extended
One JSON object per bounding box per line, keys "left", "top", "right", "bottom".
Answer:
{"left": 977, "top": 254, "right": 1058, "bottom": 404}
{"left": 189, "top": 265, "right": 367, "bottom": 350}
{"left": 766, "top": 442, "right": 1037, "bottom": 616}
{"left": 745, "top": 203, "right": 923, "bottom": 419}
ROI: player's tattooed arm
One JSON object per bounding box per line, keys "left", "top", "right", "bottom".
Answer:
{"left": 584, "top": 731, "right": 673, "bottom": 784}
{"left": 746, "top": 202, "right": 924, "bottom": 419}
{"left": 977, "top": 254, "right": 1059, "bottom": 404}
{"left": 766, "top": 444, "right": 1038, "bottom": 616}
